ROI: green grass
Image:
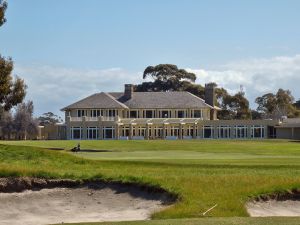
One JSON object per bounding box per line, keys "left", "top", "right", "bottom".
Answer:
{"left": 1, "top": 139, "right": 300, "bottom": 225}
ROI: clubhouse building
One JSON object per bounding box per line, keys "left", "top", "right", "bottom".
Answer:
{"left": 44, "top": 84, "right": 300, "bottom": 140}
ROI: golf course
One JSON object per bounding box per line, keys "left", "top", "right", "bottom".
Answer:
{"left": 1, "top": 139, "right": 300, "bottom": 225}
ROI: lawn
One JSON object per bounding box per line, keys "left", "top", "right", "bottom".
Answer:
{"left": 1, "top": 139, "right": 300, "bottom": 225}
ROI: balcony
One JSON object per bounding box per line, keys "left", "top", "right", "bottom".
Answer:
{"left": 68, "top": 116, "right": 118, "bottom": 122}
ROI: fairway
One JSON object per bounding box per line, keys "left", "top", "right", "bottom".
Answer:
{"left": 1, "top": 140, "right": 300, "bottom": 225}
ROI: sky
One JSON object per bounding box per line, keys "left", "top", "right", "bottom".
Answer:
{"left": 0, "top": 0, "right": 300, "bottom": 117}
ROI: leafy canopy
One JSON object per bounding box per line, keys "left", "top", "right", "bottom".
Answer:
{"left": 0, "top": 0, "right": 7, "bottom": 27}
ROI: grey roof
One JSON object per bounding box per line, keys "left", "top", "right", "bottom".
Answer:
{"left": 62, "top": 91, "right": 213, "bottom": 110}
{"left": 118, "top": 92, "right": 213, "bottom": 109}
{"left": 61, "top": 92, "right": 128, "bottom": 110}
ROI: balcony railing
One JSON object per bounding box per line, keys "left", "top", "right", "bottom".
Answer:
{"left": 69, "top": 116, "right": 117, "bottom": 122}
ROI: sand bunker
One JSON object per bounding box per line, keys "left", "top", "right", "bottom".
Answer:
{"left": 0, "top": 178, "right": 173, "bottom": 225}
{"left": 247, "top": 200, "right": 300, "bottom": 217}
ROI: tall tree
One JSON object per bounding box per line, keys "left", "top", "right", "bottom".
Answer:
{"left": 220, "top": 92, "right": 251, "bottom": 120}
{"left": 136, "top": 64, "right": 197, "bottom": 92}
{"left": 14, "top": 101, "right": 38, "bottom": 140}
{"left": 0, "top": 0, "right": 7, "bottom": 27}
{"left": 255, "top": 89, "right": 298, "bottom": 119}
{"left": 0, "top": 1, "right": 27, "bottom": 117}
{"left": 0, "top": 55, "right": 27, "bottom": 112}
{"left": 38, "top": 112, "right": 63, "bottom": 126}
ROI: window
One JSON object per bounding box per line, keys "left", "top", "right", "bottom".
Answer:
{"left": 170, "top": 126, "right": 179, "bottom": 136}
{"left": 108, "top": 110, "right": 116, "bottom": 117}
{"left": 161, "top": 110, "right": 169, "bottom": 118}
{"left": 234, "top": 126, "right": 248, "bottom": 138}
{"left": 177, "top": 110, "right": 184, "bottom": 118}
{"left": 121, "top": 127, "right": 130, "bottom": 137}
{"left": 71, "top": 127, "right": 82, "bottom": 140}
{"left": 138, "top": 127, "right": 146, "bottom": 136}
{"left": 103, "top": 127, "right": 115, "bottom": 139}
{"left": 186, "top": 126, "right": 194, "bottom": 136}
{"left": 145, "top": 110, "right": 153, "bottom": 118}
{"left": 130, "top": 110, "right": 138, "bottom": 118}
{"left": 217, "top": 126, "right": 231, "bottom": 139}
{"left": 87, "top": 127, "right": 99, "bottom": 139}
{"left": 77, "top": 110, "right": 85, "bottom": 117}
{"left": 251, "top": 125, "right": 265, "bottom": 138}
{"left": 154, "top": 127, "right": 163, "bottom": 138}
{"left": 203, "top": 126, "right": 214, "bottom": 138}
{"left": 193, "top": 110, "right": 202, "bottom": 118}
{"left": 91, "top": 110, "right": 101, "bottom": 117}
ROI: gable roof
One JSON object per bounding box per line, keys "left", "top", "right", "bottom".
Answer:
{"left": 62, "top": 91, "right": 213, "bottom": 111}
{"left": 118, "top": 92, "right": 213, "bottom": 109}
{"left": 61, "top": 92, "right": 128, "bottom": 110}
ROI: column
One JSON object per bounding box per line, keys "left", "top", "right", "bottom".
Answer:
{"left": 162, "top": 124, "right": 166, "bottom": 139}
{"left": 193, "top": 123, "right": 197, "bottom": 139}
{"left": 179, "top": 123, "right": 183, "bottom": 139}
{"left": 115, "top": 124, "right": 119, "bottom": 140}
{"left": 145, "top": 124, "right": 149, "bottom": 140}
{"left": 66, "top": 116, "right": 71, "bottom": 140}
{"left": 82, "top": 116, "right": 87, "bottom": 140}
{"left": 247, "top": 125, "right": 252, "bottom": 139}
{"left": 129, "top": 124, "right": 133, "bottom": 140}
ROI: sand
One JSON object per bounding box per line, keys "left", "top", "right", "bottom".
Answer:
{"left": 247, "top": 200, "right": 300, "bottom": 217}
{"left": 0, "top": 187, "right": 168, "bottom": 225}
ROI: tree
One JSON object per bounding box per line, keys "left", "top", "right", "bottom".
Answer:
{"left": 0, "top": 110, "right": 14, "bottom": 139}
{"left": 0, "top": 55, "right": 27, "bottom": 112}
{"left": 38, "top": 112, "right": 63, "bottom": 126}
{"left": 1, "top": 2, "right": 27, "bottom": 116}
{"left": 14, "top": 101, "right": 38, "bottom": 140}
{"left": 136, "top": 64, "right": 197, "bottom": 92}
{"left": 0, "top": 0, "right": 7, "bottom": 27}
{"left": 220, "top": 92, "right": 251, "bottom": 120}
{"left": 255, "top": 89, "right": 298, "bottom": 119}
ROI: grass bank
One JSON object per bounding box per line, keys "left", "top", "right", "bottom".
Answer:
{"left": 1, "top": 140, "right": 300, "bottom": 224}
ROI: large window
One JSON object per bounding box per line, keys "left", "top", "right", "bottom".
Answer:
{"left": 108, "top": 110, "right": 116, "bottom": 117}
{"left": 130, "top": 110, "right": 138, "bottom": 118}
{"left": 217, "top": 126, "right": 231, "bottom": 139}
{"left": 203, "top": 126, "right": 214, "bottom": 138}
{"left": 193, "top": 110, "right": 202, "bottom": 118}
{"left": 71, "top": 127, "right": 82, "bottom": 139}
{"left": 87, "top": 127, "right": 99, "bottom": 139}
{"left": 145, "top": 110, "right": 153, "bottom": 118}
{"left": 103, "top": 127, "right": 115, "bottom": 139}
{"left": 154, "top": 127, "right": 163, "bottom": 138}
{"left": 77, "top": 110, "right": 85, "bottom": 117}
{"left": 234, "top": 126, "right": 248, "bottom": 138}
{"left": 170, "top": 126, "right": 179, "bottom": 136}
{"left": 91, "top": 110, "right": 101, "bottom": 117}
{"left": 177, "top": 110, "right": 185, "bottom": 118}
{"left": 161, "top": 110, "right": 169, "bottom": 118}
{"left": 251, "top": 125, "right": 265, "bottom": 138}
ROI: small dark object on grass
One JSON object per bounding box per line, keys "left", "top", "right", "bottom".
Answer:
{"left": 71, "top": 143, "right": 81, "bottom": 152}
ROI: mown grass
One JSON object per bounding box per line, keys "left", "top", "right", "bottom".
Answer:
{"left": 1, "top": 140, "right": 300, "bottom": 225}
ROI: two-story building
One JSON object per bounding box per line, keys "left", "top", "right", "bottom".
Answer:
{"left": 59, "top": 84, "right": 284, "bottom": 140}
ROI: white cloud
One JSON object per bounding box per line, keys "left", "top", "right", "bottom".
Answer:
{"left": 187, "top": 55, "right": 300, "bottom": 107}
{"left": 14, "top": 64, "right": 143, "bottom": 117}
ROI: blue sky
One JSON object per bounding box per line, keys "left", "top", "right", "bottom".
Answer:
{"left": 1, "top": 0, "right": 300, "bottom": 117}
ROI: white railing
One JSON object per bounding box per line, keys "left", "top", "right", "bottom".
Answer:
{"left": 70, "top": 117, "right": 82, "bottom": 122}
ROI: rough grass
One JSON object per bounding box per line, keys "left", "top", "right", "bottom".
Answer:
{"left": 1, "top": 140, "right": 300, "bottom": 225}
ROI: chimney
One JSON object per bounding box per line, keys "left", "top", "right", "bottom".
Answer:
{"left": 124, "top": 84, "right": 134, "bottom": 99}
{"left": 205, "top": 83, "right": 216, "bottom": 107}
